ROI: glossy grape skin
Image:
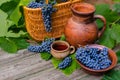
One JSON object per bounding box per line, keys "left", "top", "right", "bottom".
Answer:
{"left": 58, "top": 57, "right": 72, "bottom": 69}
{"left": 28, "top": 38, "right": 55, "bottom": 53}
{"left": 76, "top": 46, "right": 112, "bottom": 70}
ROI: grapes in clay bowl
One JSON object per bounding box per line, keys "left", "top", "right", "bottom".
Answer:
{"left": 75, "top": 44, "right": 117, "bottom": 75}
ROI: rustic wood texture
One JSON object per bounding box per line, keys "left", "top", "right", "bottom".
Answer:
{"left": 0, "top": 47, "right": 120, "bottom": 80}
{"left": 0, "top": 1, "right": 117, "bottom": 80}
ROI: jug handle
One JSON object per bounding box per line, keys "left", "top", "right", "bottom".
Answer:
{"left": 94, "top": 15, "right": 106, "bottom": 38}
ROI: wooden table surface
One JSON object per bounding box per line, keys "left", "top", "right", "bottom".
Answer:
{"left": 0, "top": 46, "right": 119, "bottom": 80}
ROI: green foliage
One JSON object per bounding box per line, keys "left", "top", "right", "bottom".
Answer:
{"left": 0, "top": 9, "right": 13, "bottom": 37}
{"left": 52, "top": 57, "right": 62, "bottom": 68}
{"left": 9, "top": 0, "right": 32, "bottom": 25}
{"left": 0, "top": 37, "right": 17, "bottom": 53}
{"left": 0, "top": 0, "right": 11, "bottom": 6}
{"left": 40, "top": 52, "right": 52, "bottom": 61}
{"left": 52, "top": 54, "right": 80, "bottom": 75}
{"left": 111, "top": 24, "right": 120, "bottom": 44}
{"left": 116, "top": 50, "right": 120, "bottom": 63}
{"left": 113, "top": 3, "right": 120, "bottom": 13}
{"left": 60, "top": 34, "right": 66, "bottom": 41}
{"left": 9, "top": 38, "right": 30, "bottom": 50}
{"left": 113, "top": 0, "right": 120, "bottom": 2}
{"left": 95, "top": 4, "right": 120, "bottom": 48}
{"left": 0, "top": 0, "right": 32, "bottom": 53}
{"left": 0, "top": 0, "right": 19, "bottom": 16}
{"left": 102, "top": 70, "right": 120, "bottom": 80}
{"left": 99, "top": 26, "right": 115, "bottom": 48}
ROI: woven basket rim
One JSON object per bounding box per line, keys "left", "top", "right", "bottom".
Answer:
{"left": 24, "top": 0, "right": 80, "bottom": 11}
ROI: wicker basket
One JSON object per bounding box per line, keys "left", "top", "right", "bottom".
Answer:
{"left": 24, "top": 0, "right": 82, "bottom": 41}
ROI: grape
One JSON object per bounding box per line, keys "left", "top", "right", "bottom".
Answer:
{"left": 27, "top": 0, "right": 57, "bottom": 32}
{"left": 75, "top": 46, "right": 112, "bottom": 70}
{"left": 27, "top": 1, "right": 44, "bottom": 8}
{"left": 28, "top": 38, "right": 55, "bottom": 53}
{"left": 41, "top": 2, "right": 57, "bottom": 32}
{"left": 58, "top": 57, "right": 72, "bottom": 69}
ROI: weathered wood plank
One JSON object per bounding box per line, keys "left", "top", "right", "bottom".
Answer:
{"left": 0, "top": 49, "right": 34, "bottom": 65}
{"left": 0, "top": 52, "right": 52, "bottom": 80}
{"left": 18, "top": 67, "right": 103, "bottom": 80}
{"left": 0, "top": 44, "right": 119, "bottom": 80}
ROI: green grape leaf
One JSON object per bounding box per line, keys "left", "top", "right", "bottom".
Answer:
{"left": 61, "top": 54, "right": 81, "bottom": 75}
{"left": 5, "top": 30, "right": 27, "bottom": 38}
{"left": 0, "top": 0, "right": 20, "bottom": 16}
{"left": 99, "top": 26, "right": 115, "bottom": 49}
{"left": 111, "top": 24, "right": 120, "bottom": 44}
{"left": 60, "top": 34, "right": 66, "bottom": 41}
{"left": 52, "top": 57, "right": 62, "bottom": 68}
{"left": 0, "top": 37, "right": 17, "bottom": 53}
{"left": 0, "top": 0, "right": 11, "bottom": 6}
{"left": 95, "top": 4, "right": 110, "bottom": 17}
{"left": 0, "top": 9, "right": 14, "bottom": 37}
{"left": 113, "top": 3, "right": 120, "bottom": 13}
{"left": 52, "top": 54, "right": 80, "bottom": 75}
{"left": 113, "top": 0, "right": 120, "bottom": 2}
{"left": 9, "top": 0, "right": 32, "bottom": 25}
{"left": 116, "top": 50, "right": 120, "bottom": 63}
{"left": 9, "top": 38, "right": 30, "bottom": 50}
{"left": 102, "top": 70, "right": 120, "bottom": 80}
{"left": 95, "top": 4, "right": 119, "bottom": 24}
{"left": 40, "top": 52, "right": 52, "bottom": 61}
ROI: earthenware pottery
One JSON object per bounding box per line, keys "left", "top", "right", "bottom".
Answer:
{"left": 76, "top": 44, "right": 117, "bottom": 75}
{"left": 51, "top": 41, "right": 75, "bottom": 59}
{"left": 64, "top": 3, "right": 106, "bottom": 47}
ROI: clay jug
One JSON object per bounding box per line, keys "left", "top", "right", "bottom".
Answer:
{"left": 64, "top": 3, "right": 106, "bottom": 47}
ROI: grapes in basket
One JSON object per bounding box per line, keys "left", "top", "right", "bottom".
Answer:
{"left": 27, "top": 0, "right": 57, "bottom": 32}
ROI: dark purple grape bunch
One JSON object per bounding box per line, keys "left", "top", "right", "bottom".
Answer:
{"left": 58, "top": 56, "right": 72, "bottom": 69}
{"left": 41, "top": 0, "right": 57, "bottom": 32}
{"left": 28, "top": 38, "right": 55, "bottom": 53}
{"left": 76, "top": 46, "right": 112, "bottom": 70}
{"left": 27, "top": 0, "right": 45, "bottom": 8}
{"left": 27, "top": 0, "right": 57, "bottom": 32}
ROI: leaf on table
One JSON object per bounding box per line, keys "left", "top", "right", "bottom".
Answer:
{"left": 52, "top": 54, "right": 80, "bottom": 75}
{"left": 116, "top": 50, "right": 120, "bottom": 63}
{"left": 52, "top": 57, "right": 62, "bottom": 68}
{"left": 61, "top": 54, "right": 81, "bottom": 75}
{"left": 111, "top": 24, "right": 120, "bottom": 44}
{"left": 0, "top": 37, "right": 17, "bottom": 53}
{"left": 99, "top": 26, "right": 115, "bottom": 49}
{"left": 9, "top": 37, "right": 30, "bottom": 50}
{"left": 102, "top": 70, "right": 120, "bottom": 80}
{"left": 40, "top": 52, "right": 52, "bottom": 61}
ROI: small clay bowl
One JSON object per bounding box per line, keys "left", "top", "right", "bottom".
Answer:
{"left": 76, "top": 44, "right": 118, "bottom": 75}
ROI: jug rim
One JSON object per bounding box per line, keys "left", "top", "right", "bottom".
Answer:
{"left": 71, "top": 3, "right": 95, "bottom": 15}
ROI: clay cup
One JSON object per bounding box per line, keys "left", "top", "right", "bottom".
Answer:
{"left": 51, "top": 41, "right": 75, "bottom": 59}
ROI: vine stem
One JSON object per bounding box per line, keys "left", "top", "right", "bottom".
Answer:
{"left": 110, "top": 17, "right": 120, "bottom": 25}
